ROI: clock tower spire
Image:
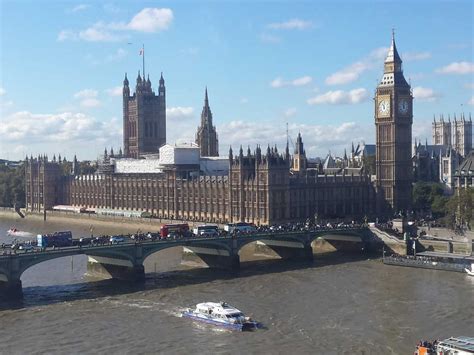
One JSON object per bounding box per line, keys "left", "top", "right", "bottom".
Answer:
{"left": 375, "top": 32, "right": 413, "bottom": 215}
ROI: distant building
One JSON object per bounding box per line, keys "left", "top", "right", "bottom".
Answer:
{"left": 412, "top": 140, "right": 460, "bottom": 191}
{"left": 414, "top": 113, "right": 472, "bottom": 190}
{"left": 195, "top": 88, "right": 219, "bottom": 157}
{"left": 454, "top": 150, "right": 474, "bottom": 189}
{"left": 350, "top": 141, "right": 376, "bottom": 166}
{"left": 432, "top": 113, "right": 472, "bottom": 158}
{"left": 432, "top": 115, "right": 452, "bottom": 146}
{"left": 122, "top": 72, "right": 166, "bottom": 158}
{"left": 453, "top": 113, "right": 472, "bottom": 157}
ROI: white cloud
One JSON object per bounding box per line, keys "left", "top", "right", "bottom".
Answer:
{"left": 57, "top": 30, "right": 77, "bottom": 41}
{"left": 270, "top": 77, "right": 285, "bottom": 88}
{"left": 0, "top": 88, "right": 5, "bottom": 96}
{"left": 413, "top": 86, "right": 440, "bottom": 102}
{"left": 436, "top": 61, "right": 474, "bottom": 75}
{"left": 267, "top": 19, "right": 313, "bottom": 30}
{"left": 402, "top": 51, "right": 431, "bottom": 61}
{"left": 325, "top": 47, "right": 388, "bottom": 85}
{"left": 307, "top": 88, "right": 368, "bottom": 105}
{"left": 284, "top": 108, "right": 297, "bottom": 118}
{"left": 127, "top": 8, "right": 173, "bottom": 33}
{"left": 58, "top": 7, "right": 173, "bottom": 42}
{"left": 74, "top": 89, "right": 100, "bottom": 108}
{"left": 71, "top": 4, "right": 90, "bottom": 12}
{"left": 469, "top": 96, "right": 474, "bottom": 106}
{"left": 270, "top": 76, "right": 313, "bottom": 88}
{"left": 106, "top": 86, "right": 123, "bottom": 97}
{"left": 80, "top": 98, "right": 101, "bottom": 108}
{"left": 208, "top": 120, "right": 367, "bottom": 158}
{"left": 412, "top": 120, "right": 432, "bottom": 142}
{"left": 74, "top": 89, "right": 98, "bottom": 99}
{"left": 166, "top": 107, "right": 194, "bottom": 120}
{"left": 0, "top": 111, "right": 120, "bottom": 145}
{"left": 0, "top": 111, "right": 122, "bottom": 160}
{"left": 259, "top": 33, "right": 281, "bottom": 43}
{"left": 78, "top": 26, "right": 124, "bottom": 42}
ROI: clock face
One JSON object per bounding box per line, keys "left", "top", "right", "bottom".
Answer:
{"left": 398, "top": 99, "right": 409, "bottom": 114}
{"left": 378, "top": 99, "right": 389, "bottom": 114}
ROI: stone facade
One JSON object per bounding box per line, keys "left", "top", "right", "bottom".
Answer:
{"left": 123, "top": 72, "right": 166, "bottom": 158}
{"left": 25, "top": 143, "right": 375, "bottom": 225}
{"left": 375, "top": 33, "right": 413, "bottom": 214}
{"left": 25, "top": 156, "right": 64, "bottom": 212}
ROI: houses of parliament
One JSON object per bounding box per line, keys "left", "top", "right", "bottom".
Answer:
{"left": 26, "top": 34, "right": 434, "bottom": 224}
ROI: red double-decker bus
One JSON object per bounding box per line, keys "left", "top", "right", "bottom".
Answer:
{"left": 160, "top": 223, "right": 190, "bottom": 238}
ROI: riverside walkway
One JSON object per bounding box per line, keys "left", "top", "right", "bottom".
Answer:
{"left": 0, "top": 227, "right": 374, "bottom": 298}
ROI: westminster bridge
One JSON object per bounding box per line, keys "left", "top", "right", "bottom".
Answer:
{"left": 0, "top": 227, "right": 378, "bottom": 298}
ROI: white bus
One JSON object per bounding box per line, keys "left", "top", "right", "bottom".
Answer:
{"left": 224, "top": 222, "right": 256, "bottom": 234}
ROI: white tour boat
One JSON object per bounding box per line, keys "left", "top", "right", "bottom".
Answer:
{"left": 465, "top": 263, "right": 474, "bottom": 276}
{"left": 182, "top": 302, "right": 259, "bottom": 331}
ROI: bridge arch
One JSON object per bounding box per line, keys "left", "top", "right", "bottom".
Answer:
{"left": 6, "top": 248, "right": 138, "bottom": 284}
{"left": 236, "top": 235, "right": 307, "bottom": 254}
{"left": 307, "top": 230, "right": 366, "bottom": 244}
{"left": 141, "top": 240, "right": 233, "bottom": 262}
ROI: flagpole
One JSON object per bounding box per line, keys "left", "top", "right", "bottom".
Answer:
{"left": 142, "top": 44, "right": 145, "bottom": 79}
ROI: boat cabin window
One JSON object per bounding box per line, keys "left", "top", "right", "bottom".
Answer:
{"left": 227, "top": 313, "right": 244, "bottom": 318}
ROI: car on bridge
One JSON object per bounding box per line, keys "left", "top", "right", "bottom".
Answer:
{"left": 79, "top": 237, "right": 93, "bottom": 245}
{"left": 18, "top": 244, "right": 35, "bottom": 251}
{"left": 110, "top": 236, "right": 125, "bottom": 244}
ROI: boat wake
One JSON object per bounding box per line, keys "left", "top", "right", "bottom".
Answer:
{"left": 6, "top": 228, "right": 34, "bottom": 238}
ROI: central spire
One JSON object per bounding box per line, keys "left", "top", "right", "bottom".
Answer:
{"left": 195, "top": 87, "right": 219, "bottom": 157}
{"left": 201, "top": 87, "right": 212, "bottom": 126}
{"left": 384, "top": 30, "right": 402, "bottom": 72}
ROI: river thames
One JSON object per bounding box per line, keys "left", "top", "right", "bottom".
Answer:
{"left": 1, "top": 216, "right": 472, "bottom": 354}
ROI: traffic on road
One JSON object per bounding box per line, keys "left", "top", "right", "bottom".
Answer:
{"left": 2, "top": 221, "right": 366, "bottom": 256}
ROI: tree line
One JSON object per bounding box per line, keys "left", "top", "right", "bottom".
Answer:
{"left": 0, "top": 164, "right": 25, "bottom": 208}
{"left": 412, "top": 181, "right": 473, "bottom": 229}
{"left": 0, "top": 161, "right": 97, "bottom": 208}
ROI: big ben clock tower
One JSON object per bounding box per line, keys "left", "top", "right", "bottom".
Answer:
{"left": 375, "top": 31, "right": 413, "bottom": 214}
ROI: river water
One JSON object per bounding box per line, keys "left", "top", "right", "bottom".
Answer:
{"left": 0, "top": 216, "right": 472, "bottom": 354}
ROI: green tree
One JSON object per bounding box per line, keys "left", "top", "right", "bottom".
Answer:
{"left": 412, "top": 182, "right": 446, "bottom": 217}
{"left": 0, "top": 163, "right": 25, "bottom": 208}
{"left": 442, "top": 188, "right": 474, "bottom": 229}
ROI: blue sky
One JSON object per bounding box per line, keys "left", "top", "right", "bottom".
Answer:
{"left": 0, "top": 0, "right": 473, "bottom": 160}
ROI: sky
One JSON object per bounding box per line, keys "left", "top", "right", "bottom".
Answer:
{"left": 0, "top": 0, "right": 473, "bottom": 161}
